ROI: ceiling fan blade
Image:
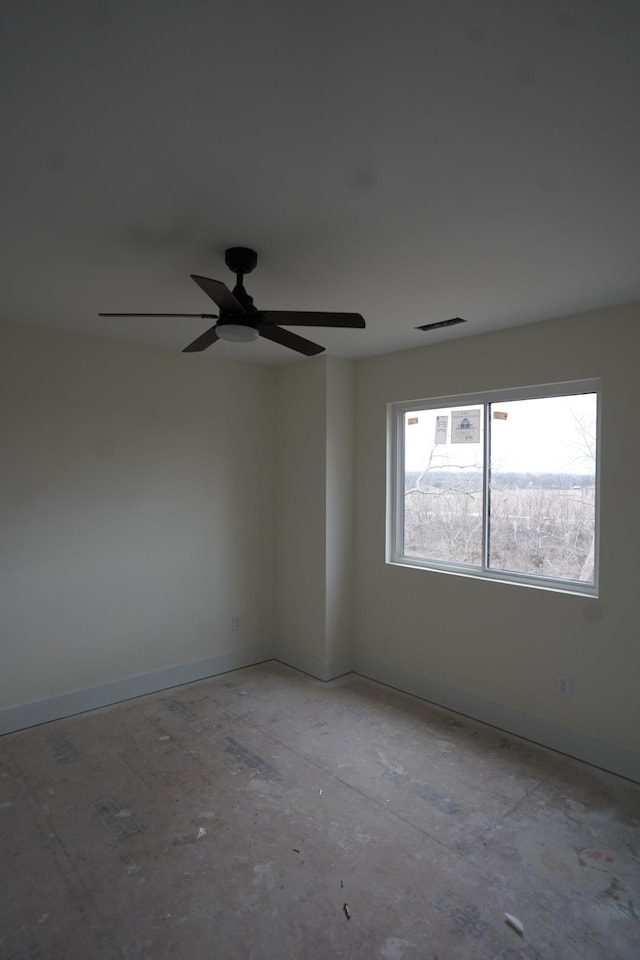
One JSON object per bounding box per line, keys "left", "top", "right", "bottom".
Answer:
{"left": 258, "top": 322, "right": 325, "bottom": 356}
{"left": 99, "top": 312, "right": 218, "bottom": 318}
{"left": 259, "top": 311, "right": 365, "bottom": 328}
{"left": 191, "top": 275, "right": 246, "bottom": 315}
{"left": 182, "top": 324, "right": 220, "bottom": 353}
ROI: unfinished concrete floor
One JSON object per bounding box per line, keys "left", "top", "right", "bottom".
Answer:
{"left": 1, "top": 662, "right": 639, "bottom": 960}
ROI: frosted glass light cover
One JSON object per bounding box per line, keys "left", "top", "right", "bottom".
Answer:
{"left": 216, "top": 324, "right": 259, "bottom": 342}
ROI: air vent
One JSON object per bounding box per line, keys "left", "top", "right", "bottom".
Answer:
{"left": 416, "top": 317, "right": 467, "bottom": 332}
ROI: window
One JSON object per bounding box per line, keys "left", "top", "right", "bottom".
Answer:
{"left": 388, "top": 380, "right": 599, "bottom": 594}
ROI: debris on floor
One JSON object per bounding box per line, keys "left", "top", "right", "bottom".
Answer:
{"left": 504, "top": 913, "right": 524, "bottom": 936}
{"left": 4, "top": 663, "right": 639, "bottom": 959}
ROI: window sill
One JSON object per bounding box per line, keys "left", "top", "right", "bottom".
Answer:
{"left": 387, "top": 557, "right": 599, "bottom": 599}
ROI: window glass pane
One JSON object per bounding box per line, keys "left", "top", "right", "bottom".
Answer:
{"left": 403, "top": 406, "right": 484, "bottom": 566}
{"left": 488, "top": 394, "right": 597, "bottom": 582}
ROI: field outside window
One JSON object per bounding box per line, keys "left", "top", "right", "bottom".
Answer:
{"left": 390, "top": 382, "right": 599, "bottom": 593}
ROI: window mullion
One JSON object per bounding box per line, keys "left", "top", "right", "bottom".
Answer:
{"left": 482, "top": 403, "right": 491, "bottom": 572}
{"left": 396, "top": 409, "right": 406, "bottom": 558}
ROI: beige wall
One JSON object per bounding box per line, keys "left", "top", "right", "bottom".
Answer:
{"left": 274, "top": 356, "right": 355, "bottom": 678}
{"left": 353, "top": 302, "right": 640, "bottom": 769}
{"left": 0, "top": 319, "right": 275, "bottom": 715}
{"left": 325, "top": 358, "right": 355, "bottom": 670}
{"left": 275, "top": 358, "right": 328, "bottom": 668}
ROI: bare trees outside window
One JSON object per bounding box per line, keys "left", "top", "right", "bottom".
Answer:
{"left": 390, "top": 383, "right": 599, "bottom": 594}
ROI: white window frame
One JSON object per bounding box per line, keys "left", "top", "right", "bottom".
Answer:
{"left": 387, "top": 379, "right": 601, "bottom": 596}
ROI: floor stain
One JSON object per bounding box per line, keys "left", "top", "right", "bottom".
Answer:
{"left": 225, "top": 737, "right": 280, "bottom": 782}
{"left": 90, "top": 795, "right": 140, "bottom": 839}
{"left": 380, "top": 762, "right": 458, "bottom": 814}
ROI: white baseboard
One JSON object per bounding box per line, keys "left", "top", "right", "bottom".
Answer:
{"left": 354, "top": 654, "right": 640, "bottom": 784}
{"left": 4, "top": 646, "right": 637, "bottom": 784}
{"left": 0, "top": 644, "right": 274, "bottom": 735}
{"left": 275, "top": 642, "right": 352, "bottom": 682}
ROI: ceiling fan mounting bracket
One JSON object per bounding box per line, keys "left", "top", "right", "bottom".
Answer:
{"left": 225, "top": 246, "right": 258, "bottom": 276}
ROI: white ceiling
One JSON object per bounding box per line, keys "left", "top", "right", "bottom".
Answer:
{"left": 2, "top": 0, "right": 639, "bottom": 364}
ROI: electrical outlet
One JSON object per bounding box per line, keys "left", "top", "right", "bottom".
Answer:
{"left": 232, "top": 615, "right": 241, "bottom": 632}
{"left": 556, "top": 674, "right": 572, "bottom": 699}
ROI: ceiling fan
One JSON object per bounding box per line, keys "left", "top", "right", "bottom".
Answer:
{"left": 100, "top": 247, "right": 366, "bottom": 356}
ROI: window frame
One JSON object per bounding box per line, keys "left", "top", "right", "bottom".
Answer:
{"left": 387, "top": 379, "right": 601, "bottom": 596}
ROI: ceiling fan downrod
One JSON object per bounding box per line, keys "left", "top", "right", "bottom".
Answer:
{"left": 225, "top": 247, "right": 258, "bottom": 313}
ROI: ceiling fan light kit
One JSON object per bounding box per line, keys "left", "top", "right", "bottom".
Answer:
{"left": 215, "top": 323, "right": 259, "bottom": 343}
{"left": 100, "top": 247, "right": 365, "bottom": 356}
